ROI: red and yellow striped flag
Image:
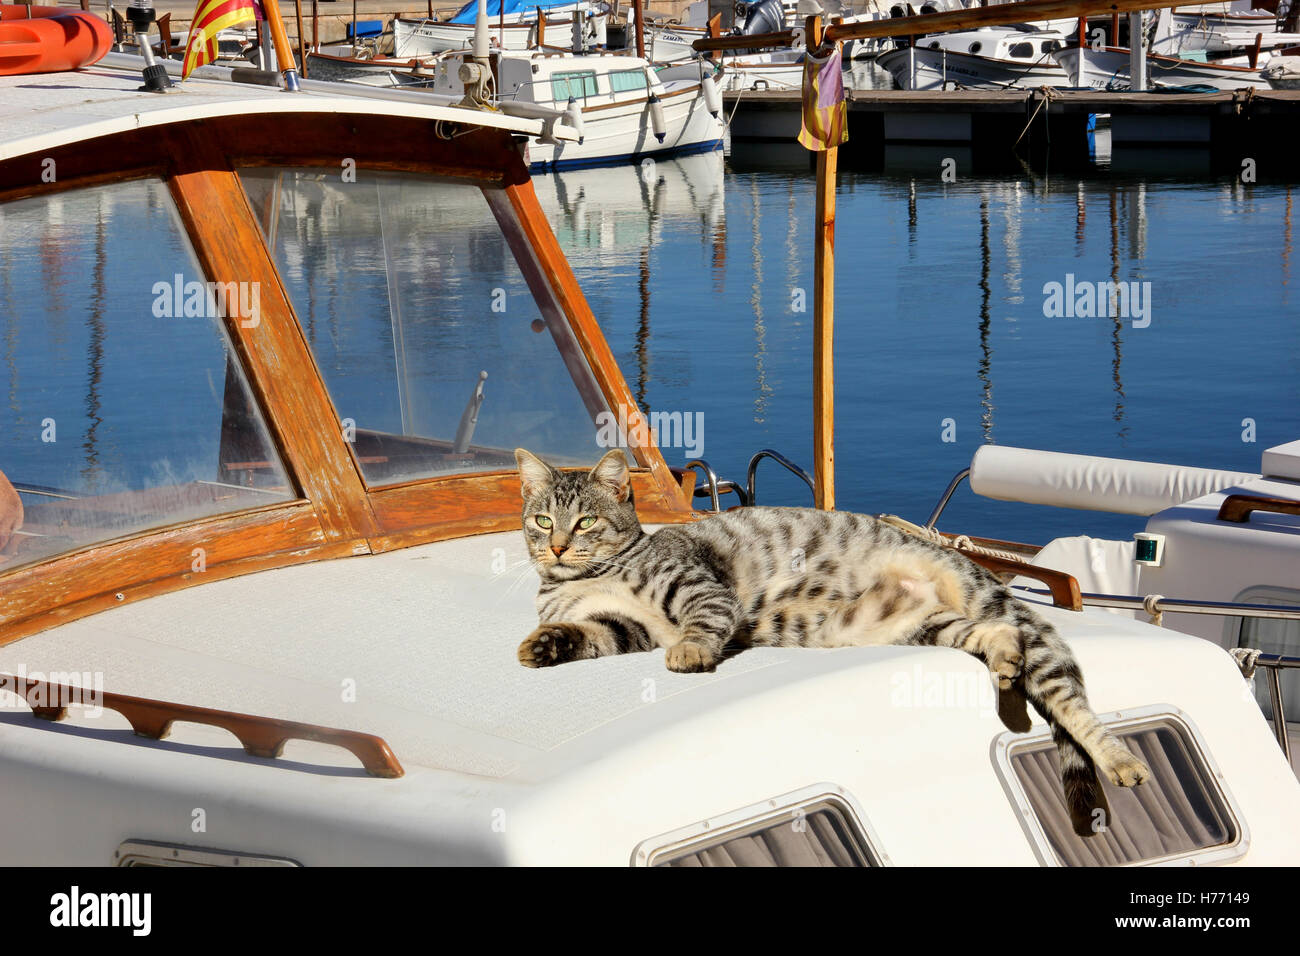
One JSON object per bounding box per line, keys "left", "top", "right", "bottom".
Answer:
{"left": 796, "top": 43, "right": 848, "bottom": 151}
{"left": 182, "top": 0, "right": 259, "bottom": 79}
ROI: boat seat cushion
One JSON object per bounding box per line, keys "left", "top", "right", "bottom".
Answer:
{"left": 1015, "top": 536, "right": 1140, "bottom": 618}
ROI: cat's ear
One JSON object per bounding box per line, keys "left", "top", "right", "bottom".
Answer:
{"left": 515, "top": 448, "right": 555, "bottom": 499}
{"left": 588, "top": 449, "right": 631, "bottom": 503}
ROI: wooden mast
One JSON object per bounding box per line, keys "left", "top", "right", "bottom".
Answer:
{"left": 807, "top": 14, "right": 836, "bottom": 511}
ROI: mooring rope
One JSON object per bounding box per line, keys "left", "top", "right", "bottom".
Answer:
{"left": 876, "top": 514, "right": 1029, "bottom": 564}
{"left": 1013, "top": 85, "right": 1058, "bottom": 149}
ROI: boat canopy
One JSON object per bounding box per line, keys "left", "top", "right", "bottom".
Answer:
{"left": 448, "top": 0, "right": 584, "bottom": 24}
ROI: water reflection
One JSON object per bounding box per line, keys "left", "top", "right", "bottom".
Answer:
{"left": 532, "top": 154, "right": 1299, "bottom": 542}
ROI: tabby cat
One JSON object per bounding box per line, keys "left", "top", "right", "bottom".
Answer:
{"left": 514, "top": 448, "right": 1149, "bottom": 834}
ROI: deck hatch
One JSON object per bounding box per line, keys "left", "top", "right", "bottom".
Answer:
{"left": 114, "top": 840, "right": 300, "bottom": 867}
{"left": 994, "top": 707, "right": 1248, "bottom": 867}
{"left": 633, "top": 785, "right": 887, "bottom": 867}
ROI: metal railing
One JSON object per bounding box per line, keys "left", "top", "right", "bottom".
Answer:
{"left": 746, "top": 449, "right": 815, "bottom": 506}
{"left": 681, "top": 459, "right": 748, "bottom": 511}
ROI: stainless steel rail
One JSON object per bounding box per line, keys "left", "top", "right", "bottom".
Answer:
{"left": 925, "top": 467, "right": 971, "bottom": 529}
{"left": 681, "top": 459, "right": 749, "bottom": 512}
{"left": 746, "top": 449, "right": 815, "bottom": 506}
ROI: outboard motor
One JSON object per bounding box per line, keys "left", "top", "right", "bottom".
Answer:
{"left": 739, "top": 0, "right": 786, "bottom": 36}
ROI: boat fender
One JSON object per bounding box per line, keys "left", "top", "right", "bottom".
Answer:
{"left": 565, "top": 96, "right": 585, "bottom": 144}
{"left": 0, "top": 4, "right": 113, "bottom": 76}
{"left": 701, "top": 72, "right": 722, "bottom": 118}
{"left": 648, "top": 92, "right": 666, "bottom": 143}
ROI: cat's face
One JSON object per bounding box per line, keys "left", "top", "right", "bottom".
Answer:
{"left": 515, "top": 448, "right": 642, "bottom": 579}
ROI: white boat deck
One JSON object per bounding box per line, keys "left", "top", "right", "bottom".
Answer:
{"left": 0, "top": 55, "right": 564, "bottom": 162}
{"left": 2, "top": 530, "right": 1297, "bottom": 864}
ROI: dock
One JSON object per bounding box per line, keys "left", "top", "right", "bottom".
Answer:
{"left": 724, "top": 88, "right": 1300, "bottom": 171}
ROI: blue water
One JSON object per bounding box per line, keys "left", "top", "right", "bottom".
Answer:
{"left": 534, "top": 154, "right": 1300, "bottom": 545}
{"left": 3, "top": 156, "right": 1297, "bottom": 552}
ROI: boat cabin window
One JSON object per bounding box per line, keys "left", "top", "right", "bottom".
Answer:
{"left": 0, "top": 179, "right": 294, "bottom": 571}
{"left": 967, "top": 41, "right": 982, "bottom": 54}
{"left": 551, "top": 70, "right": 599, "bottom": 102}
{"left": 610, "top": 69, "right": 650, "bottom": 93}
{"left": 1000, "top": 716, "right": 1243, "bottom": 866}
{"left": 1008, "top": 42, "right": 1034, "bottom": 59}
{"left": 1041, "top": 39, "right": 1062, "bottom": 53}
{"left": 238, "top": 169, "right": 609, "bottom": 486}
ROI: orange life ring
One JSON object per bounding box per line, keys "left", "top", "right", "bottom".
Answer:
{"left": 0, "top": 4, "right": 113, "bottom": 76}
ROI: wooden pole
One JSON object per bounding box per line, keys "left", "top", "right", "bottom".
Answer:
{"left": 294, "top": 0, "right": 307, "bottom": 77}
{"left": 261, "top": 0, "right": 300, "bottom": 79}
{"left": 312, "top": 0, "right": 318, "bottom": 53}
{"left": 633, "top": 0, "right": 645, "bottom": 59}
{"left": 537, "top": 6, "right": 546, "bottom": 47}
{"left": 807, "top": 14, "right": 835, "bottom": 511}
{"left": 351, "top": 0, "right": 357, "bottom": 45}
{"left": 1110, "top": 10, "right": 1118, "bottom": 44}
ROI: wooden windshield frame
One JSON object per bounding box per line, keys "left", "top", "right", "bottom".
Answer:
{"left": 0, "top": 112, "right": 692, "bottom": 646}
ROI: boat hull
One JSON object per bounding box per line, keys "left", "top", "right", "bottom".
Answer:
{"left": 393, "top": 11, "right": 593, "bottom": 55}
{"left": 877, "top": 45, "right": 1067, "bottom": 90}
{"left": 1053, "top": 46, "right": 1270, "bottom": 90}
{"left": 527, "top": 81, "right": 724, "bottom": 170}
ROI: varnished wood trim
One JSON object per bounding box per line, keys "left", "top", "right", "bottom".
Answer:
{"left": 1216, "top": 493, "right": 1300, "bottom": 524}
{"left": 3, "top": 673, "right": 404, "bottom": 778}
{"left": 0, "top": 503, "right": 347, "bottom": 646}
{"left": 580, "top": 83, "right": 702, "bottom": 115}
{"left": 366, "top": 471, "right": 692, "bottom": 552}
{"left": 966, "top": 553, "right": 1083, "bottom": 612}
{"left": 160, "top": 124, "right": 381, "bottom": 545}
{"left": 494, "top": 177, "right": 690, "bottom": 511}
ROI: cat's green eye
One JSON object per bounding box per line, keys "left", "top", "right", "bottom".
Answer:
{"left": 535, "top": 515, "right": 553, "bottom": 529}
{"left": 577, "top": 516, "right": 597, "bottom": 530}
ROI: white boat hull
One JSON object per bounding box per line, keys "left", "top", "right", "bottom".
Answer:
{"left": 393, "top": 10, "right": 594, "bottom": 55}
{"left": 877, "top": 46, "right": 1068, "bottom": 90}
{"left": 1053, "top": 46, "right": 1270, "bottom": 90}
{"left": 528, "top": 81, "right": 724, "bottom": 169}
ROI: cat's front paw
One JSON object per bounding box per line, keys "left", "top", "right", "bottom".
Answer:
{"left": 665, "top": 641, "right": 716, "bottom": 673}
{"left": 518, "top": 623, "right": 586, "bottom": 668}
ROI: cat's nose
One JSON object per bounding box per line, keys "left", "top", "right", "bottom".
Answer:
{"left": 550, "top": 544, "right": 567, "bottom": 557}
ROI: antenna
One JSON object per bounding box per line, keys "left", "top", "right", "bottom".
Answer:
{"left": 458, "top": 0, "right": 495, "bottom": 106}
{"left": 126, "top": 0, "right": 172, "bottom": 91}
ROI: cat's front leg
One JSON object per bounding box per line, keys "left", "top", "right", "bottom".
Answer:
{"left": 517, "top": 622, "right": 599, "bottom": 668}
{"left": 666, "top": 585, "right": 741, "bottom": 674}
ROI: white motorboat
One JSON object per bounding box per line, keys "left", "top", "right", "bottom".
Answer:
{"left": 877, "top": 26, "right": 1070, "bottom": 89}
{"left": 393, "top": 0, "right": 604, "bottom": 55}
{"left": 1263, "top": 52, "right": 1300, "bottom": 86}
{"left": 1052, "top": 42, "right": 1270, "bottom": 89}
{"left": 374, "top": 50, "right": 726, "bottom": 169}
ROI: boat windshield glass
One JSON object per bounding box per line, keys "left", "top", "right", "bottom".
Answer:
{"left": 238, "top": 168, "right": 609, "bottom": 486}
{"left": 0, "top": 179, "right": 295, "bottom": 572}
